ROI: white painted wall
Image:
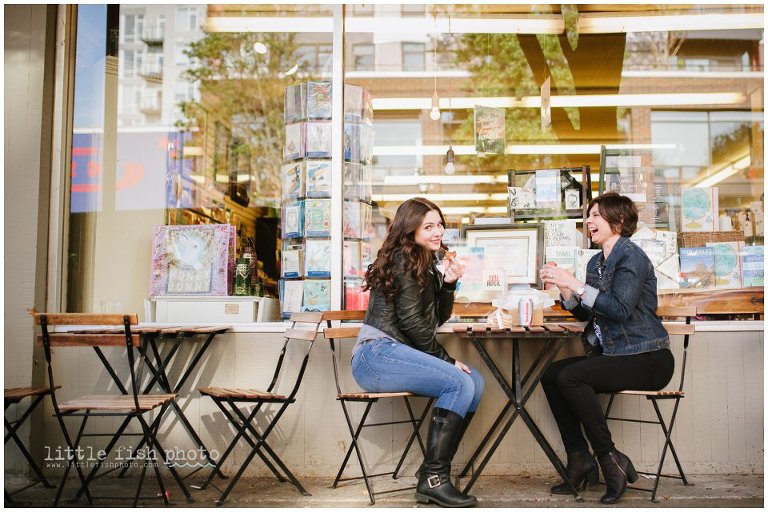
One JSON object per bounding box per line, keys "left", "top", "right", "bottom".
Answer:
{"left": 33, "top": 330, "right": 763, "bottom": 484}
{"left": 4, "top": 4, "right": 53, "bottom": 476}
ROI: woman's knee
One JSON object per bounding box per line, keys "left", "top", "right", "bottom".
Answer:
{"left": 469, "top": 369, "right": 485, "bottom": 398}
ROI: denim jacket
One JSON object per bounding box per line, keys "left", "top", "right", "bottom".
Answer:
{"left": 563, "top": 236, "right": 669, "bottom": 356}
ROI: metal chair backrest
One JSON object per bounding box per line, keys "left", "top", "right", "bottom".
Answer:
{"left": 276, "top": 312, "right": 324, "bottom": 401}
{"left": 33, "top": 312, "right": 141, "bottom": 415}
{"left": 657, "top": 305, "right": 696, "bottom": 393}
{"left": 321, "top": 310, "right": 365, "bottom": 396}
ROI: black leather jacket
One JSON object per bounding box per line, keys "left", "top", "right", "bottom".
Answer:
{"left": 363, "top": 252, "right": 456, "bottom": 364}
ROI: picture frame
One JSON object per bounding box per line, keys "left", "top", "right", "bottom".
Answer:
{"left": 461, "top": 224, "right": 543, "bottom": 286}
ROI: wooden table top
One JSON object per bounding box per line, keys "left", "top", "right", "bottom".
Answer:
{"left": 452, "top": 322, "right": 586, "bottom": 337}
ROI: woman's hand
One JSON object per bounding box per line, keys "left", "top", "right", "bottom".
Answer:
{"left": 443, "top": 255, "right": 464, "bottom": 284}
{"left": 539, "top": 262, "right": 582, "bottom": 299}
{"left": 454, "top": 360, "right": 472, "bottom": 374}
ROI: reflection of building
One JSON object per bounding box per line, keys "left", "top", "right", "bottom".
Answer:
{"left": 118, "top": 5, "right": 204, "bottom": 128}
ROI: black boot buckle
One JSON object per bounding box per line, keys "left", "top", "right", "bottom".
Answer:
{"left": 426, "top": 475, "right": 442, "bottom": 489}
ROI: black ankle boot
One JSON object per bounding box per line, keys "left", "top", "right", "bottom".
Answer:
{"left": 415, "top": 408, "right": 477, "bottom": 508}
{"left": 597, "top": 449, "right": 638, "bottom": 504}
{"left": 550, "top": 450, "right": 599, "bottom": 494}
{"left": 416, "top": 411, "right": 475, "bottom": 478}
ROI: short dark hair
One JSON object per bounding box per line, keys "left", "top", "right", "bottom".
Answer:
{"left": 587, "top": 192, "right": 638, "bottom": 237}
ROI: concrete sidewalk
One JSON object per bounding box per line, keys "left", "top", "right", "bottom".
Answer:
{"left": 5, "top": 472, "right": 763, "bottom": 508}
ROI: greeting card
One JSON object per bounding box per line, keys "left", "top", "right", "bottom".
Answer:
{"left": 306, "top": 160, "right": 331, "bottom": 198}
{"left": 304, "top": 198, "right": 331, "bottom": 237}
{"left": 283, "top": 122, "right": 305, "bottom": 161}
{"left": 281, "top": 161, "right": 305, "bottom": 200}
{"left": 305, "top": 239, "right": 332, "bottom": 278}
{"left": 302, "top": 279, "right": 331, "bottom": 312}
{"left": 305, "top": 121, "right": 332, "bottom": 158}
{"left": 307, "top": 81, "right": 332, "bottom": 119}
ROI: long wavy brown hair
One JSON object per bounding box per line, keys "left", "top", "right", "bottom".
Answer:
{"left": 364, "top": 197, "right": 448, "bottom": 303}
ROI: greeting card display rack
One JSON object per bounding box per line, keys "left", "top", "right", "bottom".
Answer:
{"left": 279, "top": 81, "right": 375, "bottom": 318}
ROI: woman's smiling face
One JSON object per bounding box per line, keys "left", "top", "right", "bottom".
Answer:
{"left": 414, "top": 209, "right": 445, "bottom": 251}
{"left": 585, "top": 203, "right": 617, "bottom": 245}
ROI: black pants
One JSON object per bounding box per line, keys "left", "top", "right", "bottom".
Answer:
{"left": 541, "top": 349, "right": 674, "bottom": 456}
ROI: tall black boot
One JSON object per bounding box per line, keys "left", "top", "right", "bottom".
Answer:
{"left": 415, "top": 408, "right": 477, "bottom": 508}
{"left": 597, "top": 449, "right": 638, "bottom": 504}
{"left": 550, "top": 450, "right": 599, "bottom": 494}
{"left": 416, "top": 411, "right": 475, "bottom": 478}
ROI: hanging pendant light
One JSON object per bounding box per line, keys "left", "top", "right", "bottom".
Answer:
{"left": 430, "top": 91, "right": 441, "bottom": 121}
{"left": 444, "top": 145, "right": 455, "bottom": 175}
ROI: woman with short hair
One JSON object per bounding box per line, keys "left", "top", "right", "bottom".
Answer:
{"left": 540, "top": 192, "right": 674, "bottom": 504}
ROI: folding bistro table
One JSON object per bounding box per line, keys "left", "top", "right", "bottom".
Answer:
{"left": 451, "top": 322, "right": 586, "bottom": 501}
{"left": 116, "top": 325, "right": 231, "bottom": 480}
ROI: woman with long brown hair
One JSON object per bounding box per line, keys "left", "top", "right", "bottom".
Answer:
{"left": 351, "top": 197, "right": 484, "bottom": 508}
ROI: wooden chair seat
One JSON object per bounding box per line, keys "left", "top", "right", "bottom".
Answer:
{"left": 58, "top": 393, "right": 177, "bottom": 412}
{"left": 337, "top": 391, "right": 419, "bottom": 400}
{"left": 5, "top": 385, "right": 58, "bottom": 402}
{"left": 616, "top": 389, "right": 685, "bottom": 398}
{"left": 198, "top": 387, "right": 287, "bottom": 401}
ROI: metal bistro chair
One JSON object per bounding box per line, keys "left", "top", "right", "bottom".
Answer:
{"left": 34, "top": 312, "right": 184, "bottom": 507}
{"left": 197, "top": 312, "right": 324, "bottom": 506}
{"left": 5, "top": 385, "right": 60, "bottom": 504}
{"left": 603, "top": 305, "right": 697, "bottom": 502}
{"left": 322, "top": 310, "right": 435, "bottom": 505}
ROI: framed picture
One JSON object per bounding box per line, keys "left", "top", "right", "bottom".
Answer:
{"left": 461, "top": 224, "right": 543, "bottom": 286}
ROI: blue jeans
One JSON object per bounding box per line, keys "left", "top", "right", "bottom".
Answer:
{"left": 351, "top": 338, "right": 484, "bottom": 417}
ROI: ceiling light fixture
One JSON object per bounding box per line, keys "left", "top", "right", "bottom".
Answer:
{"left": 204, "top": 12, "right": 761, "bottom": 35}
{"left": 285, "top": 64, "right": 299, "bottom": 76}
{"left": 372, "top": 92, "right": 747, "bottom": 110}
{"left": 253, "top": 42, "right": 268, "bottom": 54}
{"left": 429, "top": 11, "right": 441, "bottom": 121}
{"left": 694, "top": 154, "right": 751, "bottom": 188}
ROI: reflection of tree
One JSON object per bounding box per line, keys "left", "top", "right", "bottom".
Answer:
{"left": 712, "top": 123, "right": 751, "bottom": 163}
{"left": 451, "top": 34, "right": 557, "bottom": 169}
{"left": 177, "top": 32, "right": 311, "bottom": 205}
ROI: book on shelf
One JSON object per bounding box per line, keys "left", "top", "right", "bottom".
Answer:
{"left": 545, "top": 246, "right": 577, "bottom": 274}
{"left": 682, "top": 187, "right": 719, "bottom": 232}
{"left": 679, "top": 246, "right": 716, "bottom": 289}
{"left": 741, "top": 245, "right": 764, "bottom": 287}
{"left": 706, "top": 241, "right": 744, "bottom": 289}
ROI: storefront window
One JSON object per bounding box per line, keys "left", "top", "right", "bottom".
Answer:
{"left": 66, "top": 4, "right": 333, "bottom": 316}
{"left": 63, "top": 4, "right": 763, "bottom": 320}
{"left": 343, "top": 4, "right": 763, "bottom": 310}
